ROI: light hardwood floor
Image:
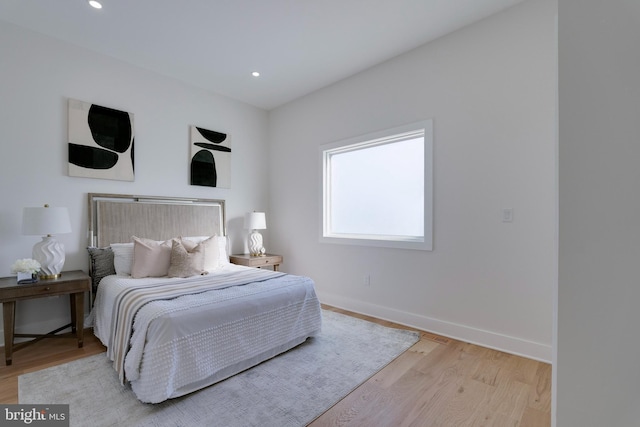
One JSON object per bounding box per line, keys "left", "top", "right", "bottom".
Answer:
{"left": 0, "top": 306, "right": 551, "bottom": 426}
{"left": 313, "top": 307, "right": 551, "bottom": 426}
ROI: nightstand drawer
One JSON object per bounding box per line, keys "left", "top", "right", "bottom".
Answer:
{"left": 249, "top": 255, "right": 282, "bottom": 268}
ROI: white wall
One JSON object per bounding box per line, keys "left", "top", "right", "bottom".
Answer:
{"left": 557, "top": 0, "right": 640, "bottom": 425}
{"left": 269, "top": 0, "right": 557, "bottom": 361}
{"left": 0, "top": 0, "right": 558, "bottom": 366}
{"left": 0, "top": 22, "right": 270, "bottom": 341}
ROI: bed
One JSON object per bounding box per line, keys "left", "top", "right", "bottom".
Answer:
{"left": 87, "top": 193, "right": 322, "bottom": 403}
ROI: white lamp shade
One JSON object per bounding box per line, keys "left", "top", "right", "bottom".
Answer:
{"left": 22, "top": 206, "right": 71, "bottom": 236}
{"left": 244, "top": 212, "right": 266, "bottom": 230}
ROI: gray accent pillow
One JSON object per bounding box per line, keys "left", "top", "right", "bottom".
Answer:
{"left": 87, "top": 246, "right": 116, "bottom": 290}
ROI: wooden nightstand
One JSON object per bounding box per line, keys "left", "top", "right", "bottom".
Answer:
{"left": 0, "top": 270, "right": 90, "bottom": 366}
{"left": 229, "top": 254, "right": 283, "bottom": 271}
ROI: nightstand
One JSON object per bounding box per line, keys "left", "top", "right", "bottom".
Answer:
{"left": 0, "top": 270, "right": 90, "bottom": 366}
{"left": 229, "top": 254, "right": 283, "bottom": 271}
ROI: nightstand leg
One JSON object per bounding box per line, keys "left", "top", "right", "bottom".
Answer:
{"left": 70, "top": 293, "right": 77, "bottom": 333}
{"left": 3, "top": 301, "right": 15, "bottom": 366}
{"left": 73, "top": 292, "right": 84, "bottom": 348}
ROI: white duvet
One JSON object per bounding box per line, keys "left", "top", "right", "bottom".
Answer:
{"left": 92, "top": 264, "right": 322, "bottom": 403}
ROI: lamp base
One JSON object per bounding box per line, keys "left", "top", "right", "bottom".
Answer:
{"left": 248, "top": 230, "right": 264, "bottom": 256}
{"left": 32, "top": 235, "right": 65, "bottom": 279}
{"left": 39, "top": 273, "right": 62, "bottom": 280}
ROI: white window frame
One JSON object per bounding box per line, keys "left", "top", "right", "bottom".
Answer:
{"left": 320, "top": 120, "right": 433, "bottom": 251}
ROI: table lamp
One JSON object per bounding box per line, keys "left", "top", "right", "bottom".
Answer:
{"left": 244, "top": 212, "right": 266, "bottom": 256}
{"left": 22, "top": 204, "right": 72, "bottom": 279}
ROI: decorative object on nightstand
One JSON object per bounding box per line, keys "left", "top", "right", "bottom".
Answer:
{"left": 244, "top": 211, "right": 266, "bottom": 256}
{"left": 10, "top": 258, "right": 41, "bottom": 284}
{"left": 22, "top": 204, "right": 72, "bottom": 279}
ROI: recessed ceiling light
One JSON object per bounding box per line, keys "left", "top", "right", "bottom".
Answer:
{"left": 88, "top": 1, "right": 103, "bottom": 9}
{"left": 251, "top": 71, "right": 260, "bottom": 77}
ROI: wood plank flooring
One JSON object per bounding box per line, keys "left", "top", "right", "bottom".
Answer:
{"left": 0, "top": 306, "right": 551, "bottom": 426}
{"left": 312, "top": 307, "right": 551, "bottom": 427}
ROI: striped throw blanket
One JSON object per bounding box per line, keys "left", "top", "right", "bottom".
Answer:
{"left": 107, "top": 269, "right": 285, "bottom": 384}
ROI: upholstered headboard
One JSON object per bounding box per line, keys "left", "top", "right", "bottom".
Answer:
{"left": 88, "top": 193, "right": 226, "bottom": 247}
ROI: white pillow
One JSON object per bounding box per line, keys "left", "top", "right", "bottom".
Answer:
{"left": 110, "top": 242, "right": 134, "bottom": 276}
{"left": 131, "top": 236, "right": 172, "bottom": 278}
{"left": 216, "top": 235, "right": 230, "bottom": 266}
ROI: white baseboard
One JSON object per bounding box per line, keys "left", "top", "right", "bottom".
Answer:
{"left": 317, "top": 291, "right": 552, "bottom": 363}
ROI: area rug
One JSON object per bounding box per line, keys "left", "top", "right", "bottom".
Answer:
{"left": 19, "top": 310, "right": 419, "bottom": 427}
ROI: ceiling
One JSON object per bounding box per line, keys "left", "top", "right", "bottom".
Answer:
{"left": 0, "top": 0, "right": 525, "bottom": 110}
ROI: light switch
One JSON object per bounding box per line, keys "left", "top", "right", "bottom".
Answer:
{"left": 502, "top": 208, "right": 514, "bottom": 223}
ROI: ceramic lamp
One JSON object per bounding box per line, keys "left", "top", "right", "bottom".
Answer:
{"left": 244, "top": 212, "right": 266, "bottom": 256}
{"left": 22, "top": 205, "right": 71, "bottom": 279}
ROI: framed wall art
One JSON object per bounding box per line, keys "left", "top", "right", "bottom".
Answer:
{"left": 190, "top": 125, "right": 231, "bottom": 188}
{"left": 68, "top": 98, "right": 135, "bottom": 181}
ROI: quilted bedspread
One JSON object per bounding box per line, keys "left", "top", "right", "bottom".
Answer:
{"left": 92, "top": 265, "right": 322, "bottom": 403}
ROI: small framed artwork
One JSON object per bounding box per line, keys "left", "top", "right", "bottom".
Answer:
{"left": 190, "top": 126, "right": 231, "bottom": 188}
{"left": 68, "top": 98, "right": 135, "bottom": 181}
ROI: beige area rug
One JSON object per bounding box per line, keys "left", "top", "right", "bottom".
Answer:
{"left": 19, "top": 310, "right": 419, "bottom": 427}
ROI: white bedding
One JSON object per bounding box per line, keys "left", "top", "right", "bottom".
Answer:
{"left": 92, "top": 264, "right": 322, "bottom": 403}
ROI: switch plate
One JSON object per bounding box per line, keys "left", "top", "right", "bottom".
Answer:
{"left": 502, "top": 208, "right": 514, "bottom": 223}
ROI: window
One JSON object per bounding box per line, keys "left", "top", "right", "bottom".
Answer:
{"left": 321, "top": 120, "right": 433, "bottom": 250}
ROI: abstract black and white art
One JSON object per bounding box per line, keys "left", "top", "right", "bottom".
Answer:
{"left": 190, "top": 126, "right": 231, "bottom": 188}
{"left": 68, "top": 99, "right": 134, "bottom": 181}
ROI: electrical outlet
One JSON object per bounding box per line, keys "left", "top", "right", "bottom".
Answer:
{"left": 363, "top": 275, "right": 371, "bottom": 287}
